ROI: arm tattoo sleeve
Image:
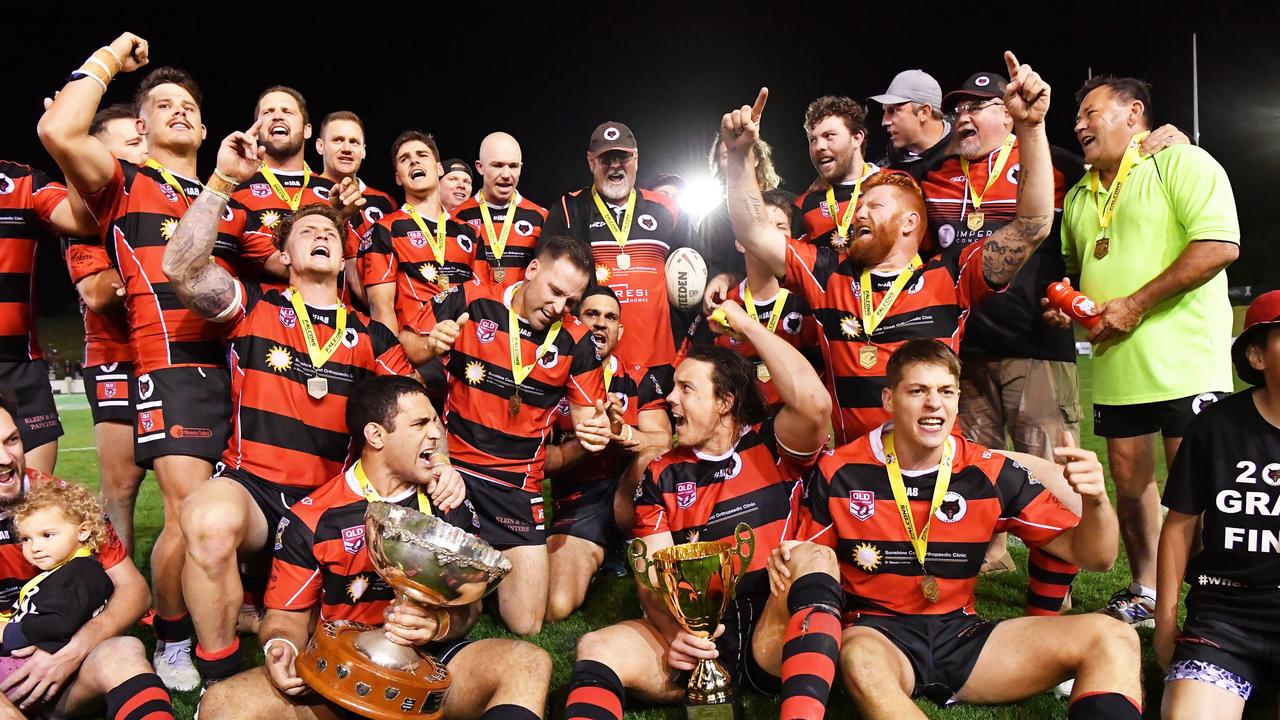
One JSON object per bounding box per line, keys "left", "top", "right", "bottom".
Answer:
{"left": 982, "top": 214, "right": 1051, "bottom": 286}
{"left": 165, "top": 189, "right": 239, "bottom": 319}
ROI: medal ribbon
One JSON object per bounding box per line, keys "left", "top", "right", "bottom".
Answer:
{"left": 591, "top": 189, "right": 636, "bottom": 254}
{"left": 824, "top": 162, "right": 875, "bottom": 239}
{"left": 1089, "top": 130, "right": 1151, "bottom": 231}
{"left": 18, "top": 546, "right": 92, "bottom": 607}
{"left": 259, "top": 164, "right": 312, "bottom": 212}
{"left": 959, "top": 134, "right": 1015, "bottom": 213}
{"left": 883, "top": 431, "right": 955, "bottom": 567}
{"left": 144, "top": 159, "right": 197, "bottom": 209}
{"left": 404, "top": 204, "right": 449, "bottom": 266}
{"left": 353, "top": 460, "right": 431, "bottom": 516}
{"left": 859, "top": 256, "right": 923, "bottom": 337}
{"left": 479, "top": 192, "right": 520, "bottom": 265}
{"left": 604, "top": 355, "right": 616, "bottom": 393}
{"left": 508, "top": 289, "right": 563, "bottom": 387}
{"left": 288, "top": 288, "right": 347, "bottom": 370}
{"left": 743, "top": 285, "right": 789, "bottom": 334}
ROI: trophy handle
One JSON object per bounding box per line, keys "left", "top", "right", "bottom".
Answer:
{"left": 732, "top": 523, "right": 756, "bottom": 576}
{"left": 628, "top": 538, "right": 659, "bottom": 594}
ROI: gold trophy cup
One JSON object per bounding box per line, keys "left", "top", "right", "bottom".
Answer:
{"left": 629, "top": 523, "right": 755, "bottom": 720}
{"left": 298, "top": 502, "right": 511, "bottom": 720}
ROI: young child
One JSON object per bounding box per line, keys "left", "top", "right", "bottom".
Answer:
{"left": 0, "top": 481, "right": 114, "bottom": 684}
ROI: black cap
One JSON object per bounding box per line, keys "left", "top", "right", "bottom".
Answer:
{"left": 589, "top": 122, "right": 638, "bottom": 155}
{"left": 943, "top": 72, "right": 1008, "bottom": 112}
{"left": 440, "top": 158, "right": 472, "bottom": 180}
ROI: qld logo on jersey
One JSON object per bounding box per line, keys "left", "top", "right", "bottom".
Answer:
{"left": 278, "top": 307, "right": 298, "bottom": 329}
{"left": 476, "top": 319, "right": 499, "bottom": 344}
{"left": 159, "top": 183, "right": 180, "bottom": 204}
{"left": 342, "top": 526, "right": 366, "bottom": 555}
{"left": 848, "top": 490, "right": 875, "bottom": 521}
{"left": 407, "top": 230, "right": 426, "bottom": 248}
{"left": 250, "top": 183, "right": 271, "bottom": 199}
{"left": 676, "top": 481, "right": 697, "bottom": 509}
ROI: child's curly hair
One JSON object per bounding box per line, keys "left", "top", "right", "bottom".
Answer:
{"left": 12, "top": 482, "right": 108, "bottom": 554}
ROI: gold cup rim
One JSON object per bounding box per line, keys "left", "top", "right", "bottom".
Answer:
{"left": 651, "top": 540, "right": 733, "bottom": 563}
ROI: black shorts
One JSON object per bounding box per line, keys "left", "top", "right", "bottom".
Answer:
{"left": 218, "top": 465, "right": 314, "bottom": 547}
{"left": 457, "top": 469, "right": 545, "bottom": 548}
{"left": 670, "top": 587, "right": 782, "bottom": 696}
{"left": 83, "top": 361, "right": 135, "bottom": 424}
{"left": 133, "top": 366, "right": 231, "bottom": 467}
{"left": 1168, "top": 614, "right": 1280, "bottom": 699}
{"left": 549, "top": 475, "right": 618, "bottom": 546}
{"left": 0, "top": 360, "right": 62, "bottom": 449}
{"left": 1093, "top": 391, "right": 1228, "bottom": 439}
{"left": 852, "top": 611, "right": 999, "bottom": 704}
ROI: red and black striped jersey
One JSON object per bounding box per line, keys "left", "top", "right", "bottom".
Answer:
{"left": 798, "top": 424, "right": 1078, "bottom": 617}
{"left": 919, "top": 141, "right": 1081, "bottom": 362}
{"left": 63, "top": 237, "right": 131, "bottom": 366}
{"left": 265, "top": 468, "right": 476, "bottom": 625}
{"left": 0, "top": 470, "right": 127, "bottom": 609}
{"left": 676, "top": 282, "right": 822, "bottom": 408}
{"left": 359, "top": 208, "right": 477, "bottom": 329}
{"left": 220, "top": 283, "right": 412, "bottom": 490}
{"left": 790, "top": 166, "right": 881, "bottom": 251}
{"left": 231, "top": 168, "right": 346, "bottom": 263}
{"left": 634, "top": 419, "right": 813, "bottom": 597}
{"left": 450, "top": 194, "right": 548, "bottom": 287}
{"left": 543, "top": 187, "right": 694, "bottom": 370}
{"left": 0, "top": 161, "right": 67, "bottom": 362}
{"left": 80, "top": 160, "right": 249, "bottom": 374}
{"left": 782, "top": 238, "right": 994, "bottom": 445}
{"left": 549, "top": 352, "right": 665, "bottom": 500}
{"left": 408, "top": 281, "right": 604, "bottom": 493}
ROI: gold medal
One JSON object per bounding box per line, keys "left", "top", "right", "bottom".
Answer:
{"left": 438, "top": 268, "right": 450, "bottom": 290}
{"left": 920, "top": 574, "right": 940, "bottom": 603}
{"left": 616, "top": 253, "right": 631, "bottom": 270}
{"left": 756, "top": 363, "right": 771, "bottom": 382}
{"left": 508, "top": 392, "right": 522, "bottom": 416}
{"left": 1093, "top": 236, "right": 1110, "bottom": 260}
{"left": 966, "top": 212, "right": 984, "bottom": 231}
{"left": 831, "top": 234, "right": 850, "bottom": 251}
{"left": 306, "top": 376, "right": 328, "bottom": 399}
{"left": 493, "top": 268, "right": 507, "bottom": 284}
{"left": 859, "top": 344, "right": 877, "bottom": 369}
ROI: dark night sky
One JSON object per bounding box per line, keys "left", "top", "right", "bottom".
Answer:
{"left": 6, "top": 2, "right": 1279, "bottom": 324}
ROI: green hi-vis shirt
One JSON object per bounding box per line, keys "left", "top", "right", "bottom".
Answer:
{"left": 1062, "top": 144, "right": 1239, "bottom": 406}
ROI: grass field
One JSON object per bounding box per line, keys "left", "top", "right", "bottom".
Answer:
{"left": 49, "top": 352, "right": 1275, "bottom": 719}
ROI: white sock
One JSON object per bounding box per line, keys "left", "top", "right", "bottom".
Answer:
{"left": 1129, "top": 582, "right": 1156, "bottom": 600}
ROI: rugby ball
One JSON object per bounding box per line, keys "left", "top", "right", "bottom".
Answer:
{"left": 665, "top": 247, "right": 707, "bottom": 310}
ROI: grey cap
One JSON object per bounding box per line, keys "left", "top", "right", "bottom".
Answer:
{"left": 869, "top": 69, "right": 943, "bottom": 109}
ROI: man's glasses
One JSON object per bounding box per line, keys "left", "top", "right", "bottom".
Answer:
{"left": 953, "top": 99, "right": 1004, "bottom": 116}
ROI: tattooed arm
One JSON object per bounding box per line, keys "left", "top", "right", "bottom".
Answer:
{"left": 982, "top": 52, "right": 1055, "bottom": 287}
{"left": 162, "top": 121, "right": 265, "bottom": 320}
{"left": 722, "top": 89, "right": 787, "bottom": 278}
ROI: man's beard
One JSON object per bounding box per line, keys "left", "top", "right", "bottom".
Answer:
{"left": 845, "top": 221, "right": 897, "bottom": 268}
{"left": 262, "top": 133, "right": 305, "bottom": 162}
{"left": 816, "top": 152, "right": 855, "bottom": 183}
{"left": 596, "top": 178, "right": 632, "bottom": 202}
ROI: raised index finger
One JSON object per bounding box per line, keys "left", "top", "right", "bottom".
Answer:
{"left": 1004, "top": 51, "right": 1020, "bottom": 80}
{"left": 751, "top": 87, "right": 769, "bottom": 122}
{"left": 247, "top": 117, "right": 264, "bottom": 138}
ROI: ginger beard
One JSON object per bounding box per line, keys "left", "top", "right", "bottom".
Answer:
{"left": 845, "top": 213, "right": 899, "bottom": 268}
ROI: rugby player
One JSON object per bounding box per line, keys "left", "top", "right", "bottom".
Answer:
{"left": 562, "top": 298, "right": 830, "bottom": 720}
{"left": 199, "top": 376, "right": 551, "bottom": 720}
{"left": 545, "top": 286, "right": 671, "bottom": 620}
{"left": 439, "top": 158, "right": 474, "bottom": 215}
{"left": 162, "top": 123, "right": 420, "bottom": 686}
{"left": 0, "top": 389, "right": 166, "bottom": 719}
{"left": 721, "top": 52, "right": 1055, "bottom": 446}
{"left": 771, "top": 339, "right": 1138, "bottom": 719}
{"left": 790, "top": 96, "right": 880, "bottom": 252}
{"left": 62, "top": 104, "right": 148, "bottom": 554}
{"left": 451, "top": 133, "right": 548, "bottom": 287}
{"left": 38, "top": 32, "right": 251, "bottom": 688}
{"left": 399, "top": 236, "right": 610, "bottom": 636}
{"left": 362, "top": 132, "right": 477, "bottom": 331}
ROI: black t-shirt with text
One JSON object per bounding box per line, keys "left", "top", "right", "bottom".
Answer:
{"left": 1163, "top": 390, "right": 1280, "bottom": 630}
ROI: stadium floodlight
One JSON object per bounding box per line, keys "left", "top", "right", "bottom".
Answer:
{"left": 679, "top": 175, "right": 723, "bottom": 223}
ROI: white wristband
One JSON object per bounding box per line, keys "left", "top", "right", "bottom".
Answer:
{"left": 84, "top": 56, "right": 115, "bottom": 79}
{"left": 262, "top": 637, "right": 300, "bottom": 658}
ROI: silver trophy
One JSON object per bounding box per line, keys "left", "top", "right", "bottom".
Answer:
{"left": 299, "top": 502, "right": 511, "bottom": 720}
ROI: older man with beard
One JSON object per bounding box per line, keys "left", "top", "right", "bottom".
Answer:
{"left": 721, "top": 51, "right": 1056, "bottom": 447}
